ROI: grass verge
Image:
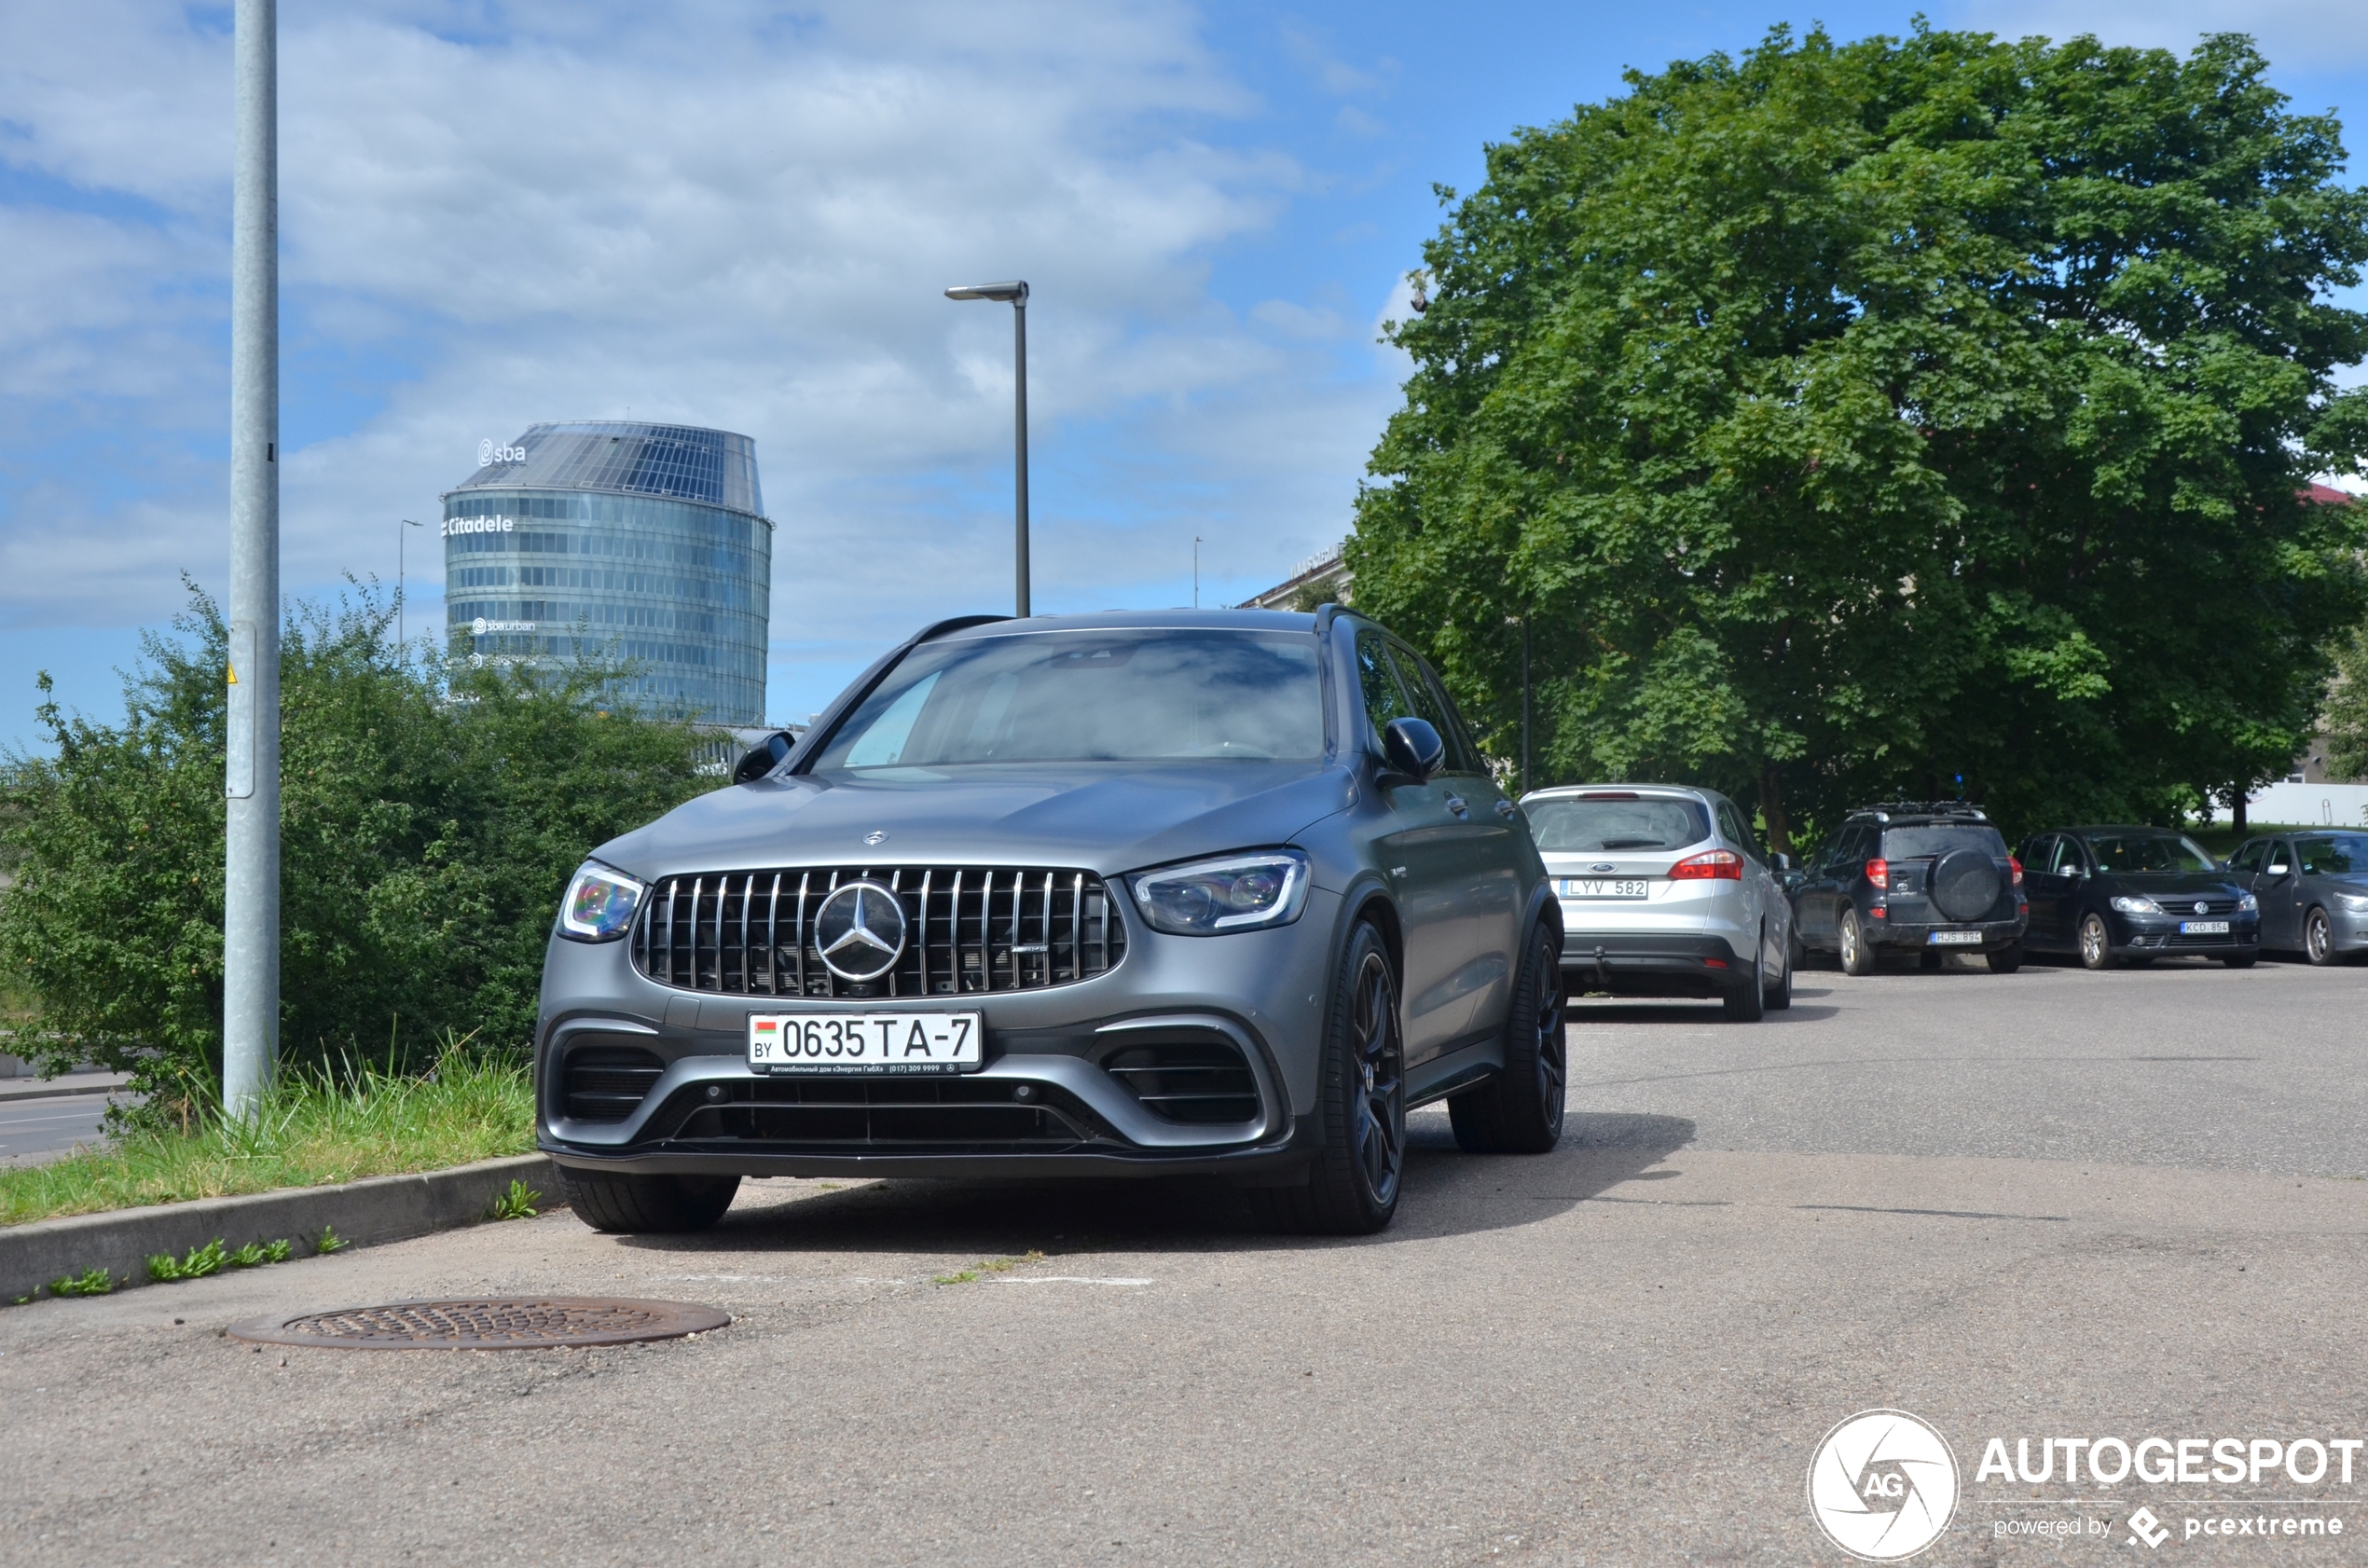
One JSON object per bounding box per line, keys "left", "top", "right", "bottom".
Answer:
{"left": 0, "top": 1050, "right": 533, "bottom": 1228}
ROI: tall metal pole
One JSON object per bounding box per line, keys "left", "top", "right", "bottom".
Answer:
{"left": 1193, "top": 537, "right": 1202, "bottom": 608}
{"left": 1012, "top": 292, "right": 1029, "bottom": 619}
{"left": 1521, "top": 616, "right": 1532, "bottom": 796}
{"left": 223, "top": 0, "right": 280, "bottom": 1119}
{"left": 944, "top": 281, "right": 1031, "bottom": 618}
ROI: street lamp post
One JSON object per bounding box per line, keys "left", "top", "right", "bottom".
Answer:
{"left": 398, "top": 517, "right": 422, "bottom": 647}
{"left": 943, "top": 280, "right": 1030, "bottom": 617}
{"left": 223, "top": 0, "right": 280, "bottom": 1120}
{"left": 1193, "top": 536, "right": 1203, "bottom": 609}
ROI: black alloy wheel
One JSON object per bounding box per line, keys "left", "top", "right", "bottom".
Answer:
{"left": 2078, "top": 912, "right": 2113, "bottom": 971}
{"left": 558, "top": 1169, "right": 741, "bottom": 1234}
{"left": 1767, "top": 930, "right": 1795, "bottom": 1011}
{"left": 1260, "top": 922, "right": 1405, "bottom": 1234}
{"left": 2306, "top": 907, "right": 2335, "bottom": 966}
{"left": 1451, "top": 923, "right": 1567, "bottom": 1153}
{"left": 1838, "top": 908, "right": 1877, "bottom": 977}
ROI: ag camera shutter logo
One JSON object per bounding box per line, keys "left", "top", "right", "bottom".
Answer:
{"left": 1808, "top": 1410, "right": 1959, "bottom": 1561}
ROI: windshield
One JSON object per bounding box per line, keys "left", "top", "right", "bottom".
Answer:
{"left": 1525, "top": 796, "right": 1709, "bottom": 853}
{"left": 1881, "top": 826, "right": 2007, "bottom": 860}
{"left": 2297, "top": 834, "right": 2368, "bottom": 876}
{"left": 811, "top": 629, "right": 1325, "bottom": 769}
{"left": 2086, "top": 832, "right": 2217, "bottom": 873}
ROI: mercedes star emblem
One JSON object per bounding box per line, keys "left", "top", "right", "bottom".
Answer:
{"left": 862, "top": 831, "right": 888, "bottom": 846}
{"left": 813, "top": 880, "right": 908, "bottom": 982}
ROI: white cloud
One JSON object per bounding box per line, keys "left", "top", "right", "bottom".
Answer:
{"left": 1948, "top": 0, "right": 2368, "bottom": 69}
{"left": 0, "top": 0, "right": 1407, "bottom": 724}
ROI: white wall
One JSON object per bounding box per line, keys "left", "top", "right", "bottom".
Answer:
{"left": 2209, "top": 782, "right": 2368, "bottom": 828}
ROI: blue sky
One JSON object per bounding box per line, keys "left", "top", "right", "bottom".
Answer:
{"left": 4, "top": 0, "right": 2365, "bottom": 748}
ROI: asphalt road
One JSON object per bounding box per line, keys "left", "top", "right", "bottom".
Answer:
{"left": 5, "top": 956, "right": 2366, "bottom": 1566}
{"left": 0, "top": 1093, "right": 112, "bottom": 1166}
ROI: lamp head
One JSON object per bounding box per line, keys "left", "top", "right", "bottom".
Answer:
{"left": 944, "top": 280, "right": 1029, "bottom": 304}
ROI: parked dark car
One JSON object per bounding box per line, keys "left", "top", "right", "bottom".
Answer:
{"left": 2016, "top": 826, "right": 2260, "bottom": 969}
{"left": 535, "top": 608, "right": 1565, "bottom": 1239}
{"left": 2226, "top": 831, "right": 2368, "bottom": 965}
{"left": 1792, "top": 804, "right": 2028, "bottom": 975}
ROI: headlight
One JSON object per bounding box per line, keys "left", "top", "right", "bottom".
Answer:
{"left": 2110, "top": 895, "right": 2162, "bottom": 915}
{"left": 2337, "top": 892, "right": 2368, "bottom": 914}
{"left": 2239, "top": 892, "right": 2261, "bottom": 913}
{"left": 558, "top": 861, "right": 645, "bottom": 942}
{"left": 1130, "top": 850, "right": 1311, "bottom": 935}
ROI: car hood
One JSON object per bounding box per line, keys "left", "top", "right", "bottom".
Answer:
{"left": 2106, "top": 872, "right": 2249, "bottom": 898}
{"left": 591, "top": 761, "right": 1358, "bottom": 881}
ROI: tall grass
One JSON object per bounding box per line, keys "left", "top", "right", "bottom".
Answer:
{"left": 0, "top": 1043, "right": 534, "bottom": 1227}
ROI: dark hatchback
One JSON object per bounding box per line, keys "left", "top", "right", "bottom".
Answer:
{"left": 2015, "top": 826, "right": 2261, "bottom": 969}
{"left": 1791, "top": 804, "right": 2029, "bottom": 974}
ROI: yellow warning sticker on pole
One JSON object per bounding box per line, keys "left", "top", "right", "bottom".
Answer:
{"left": 227, "top": 663, "right": 239, "bottom": 685}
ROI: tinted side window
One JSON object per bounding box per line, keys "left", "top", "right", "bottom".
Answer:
{"left": 1388, "top": 646, "right": 1480, "bottom": 775}
{"left": 2050, "top": 836, "right": 2086, "bottom": 874}
{"left": 1409, "top": 654, "right": 1486, "bottom": 776}
{"left": 2021, "top": 833, "right": 2056, "bottom": 871}
{"left": 1354, "top": 630, "right": 1411, "bottom": 741}
{"left": 1714, "top": 800, "right": 1762, "bottom": 863}
{"left": 2298, "top": 834, "right": 2368, "bottom": 875}
{"left": 2231, "top": 840, "right": 2267, "bottom": 874}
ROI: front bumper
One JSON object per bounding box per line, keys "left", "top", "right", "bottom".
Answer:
{"left": 1561, "top": 930, "right": 1749, "bottom": 998}
{"left": 533, "top": 890, "right": 1337, "bottom": 1178}
{"left": 2110, "top": 912, "right": 2261, "bottom": 956}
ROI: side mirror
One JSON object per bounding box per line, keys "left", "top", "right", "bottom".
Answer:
{"left": 1380, "top": 717, "right": 1444, "bottom": 783}
{"left": 732, "top": 730, "right": 795, "bottom": 784}
{"left": 2267, "top": 861, "right": 2291, "bottom": 877}
{"left": 1773, "top": 851, "right": 1794, "bottom": 872}
{"left": 1779, "top": 869, "right": 1806, "bottom": 895}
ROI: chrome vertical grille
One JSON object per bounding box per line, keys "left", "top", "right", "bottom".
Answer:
{"left": 631, "top": 865, "right": 1126, "bottom": 998}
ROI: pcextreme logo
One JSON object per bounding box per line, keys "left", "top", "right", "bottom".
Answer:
{"left": 1809, "top": 1410, "right": 1961, "bottom": 1561}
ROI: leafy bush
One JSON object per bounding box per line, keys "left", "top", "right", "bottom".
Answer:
{"left": 0, "top": 583, "right": 712, "bottom": 1113}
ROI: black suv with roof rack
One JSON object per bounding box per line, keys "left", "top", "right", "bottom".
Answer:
{"left": 1788, "top": 803, "right": 2029, "bottom": 975}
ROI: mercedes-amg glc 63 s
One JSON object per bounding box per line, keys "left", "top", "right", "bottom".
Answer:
{"left": 537, "top": 608, "right": 1565, "bottom": 1235}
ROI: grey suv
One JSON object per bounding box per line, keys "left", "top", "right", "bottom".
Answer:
{"left": 536, "top": 609, "right": 1564, "bottom": 1237}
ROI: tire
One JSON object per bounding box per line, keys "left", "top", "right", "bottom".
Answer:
{"left": 2306, "top": 907, "right": 2335, "bottom": 966}
{"left": 559, "top": 1168, "right": 741, "bottom": 1234}
{"left": 1987, "top": 943, "right": 2023, "bottom": 975}
{"left": 1767, "top": 934, "right": 1794, "bottom": 1011}
{"left": 1449, "top": 922, "right": 1566, "bottom": 1153}
{"left": 1838, "top": 908, "right": 1877, "bottom": 977}
{"left": 1919, "top": 949, "right": 1943, "bottom": 971}
{"left": 1723, "top": 956, "right": 1765, "bottom": 1021}
{"left": 1258, "top": 922, "right": 1405, "bottom": 1235}
{"left": 2220, "top": 952, "right": 2260, "bottom": 969}
{"left": 2077, "top": 912, "right": 2113, "bottom": 971}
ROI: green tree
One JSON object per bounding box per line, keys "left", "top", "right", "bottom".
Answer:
{"left": 0, "top": 585, "right": 711, "bottom": 1114}
{"left": 2324, "top": 615, "right": 2368, "bottom": 783}
{"left": 1348, "top": 25, "right": 2368, "bottom": 849}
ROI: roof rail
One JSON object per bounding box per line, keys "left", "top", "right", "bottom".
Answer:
{"left": 1861, "top": 799, "right": 1989, "bottom": 820}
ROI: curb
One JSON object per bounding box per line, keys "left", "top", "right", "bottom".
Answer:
{"left": 0, "top": 1076, "right": 134, "bottom": 1105}
{"left": 0, "top": 1154, "right": 558, "bottom": 1303}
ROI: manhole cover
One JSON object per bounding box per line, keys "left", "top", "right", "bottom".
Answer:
{"left": 227, "top": 1297, "right": 729, "bottom": 1350}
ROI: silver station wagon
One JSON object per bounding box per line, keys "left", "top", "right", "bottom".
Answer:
{"left": 1521, "top": 784, "right": 1796, "bottom": 1020}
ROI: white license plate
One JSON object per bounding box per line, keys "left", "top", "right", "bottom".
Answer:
{"left": 2180, "top": 920, "right": 2230, "bottom": 935}
{"left": 1928, "top": 930, "right": 1984, "bottom": 945}
{"left": 748, "top": 1011, "right": 984, "bottom": 1075}
{"left": 1558, "top": 878, "right": 1649, "bottom": 900}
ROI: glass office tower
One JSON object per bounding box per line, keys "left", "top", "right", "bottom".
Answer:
{"left": 442, "top": 420, "right": 772, "bottom": 725}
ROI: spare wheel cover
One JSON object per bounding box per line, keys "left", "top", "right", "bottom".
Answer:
{"left": 1931, "top": 847, "right": 2002, "bottom": 922}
